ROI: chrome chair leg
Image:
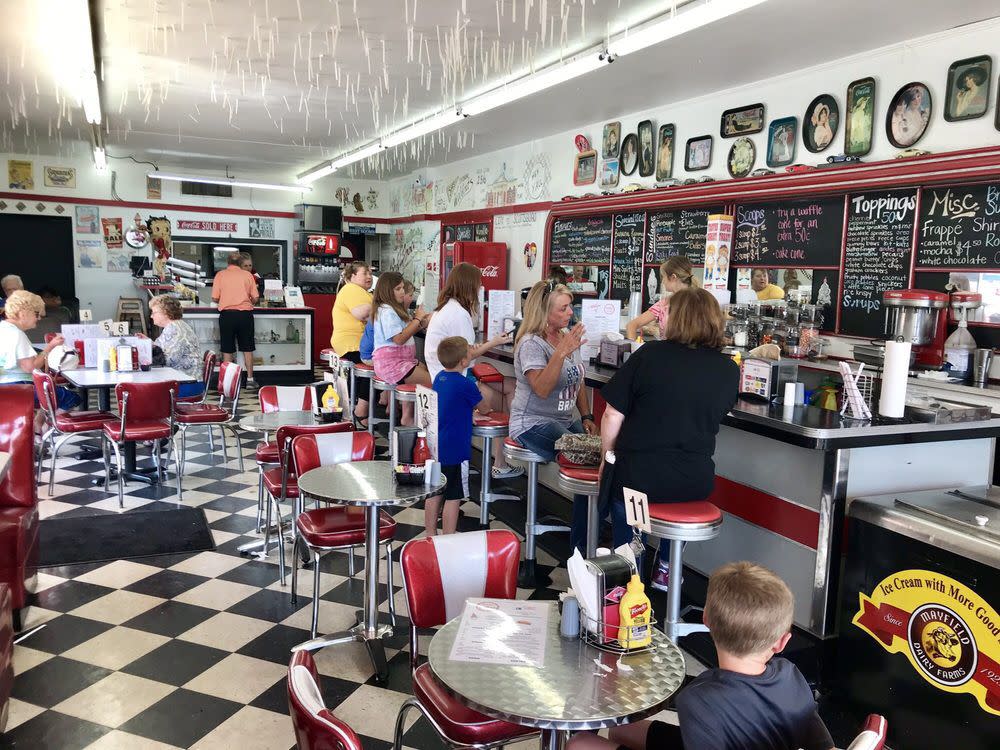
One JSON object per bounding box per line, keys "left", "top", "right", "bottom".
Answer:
{"left": 218, "top": 425, "right": 229, "bottom": 465}
{"left": 101, "top": 436, "right": 111, "bottom": 492}
{"left": 107, "top": 440, "right": 125, "bottom": 508}
{"left": 310, "top": 548, "right": 322, "bottom": 638}
{"left": 385, "top": 541, "right": 396, "bottom": 627}
{"left": 273, "top": 496, "right": 286, "bottom": 586}
{"left": 290, "top": 532, "right": 301, "bottom": 603}
{"left": 392, "top": 700, "right": 419, "bottom": 750}
{"left": 167, "top": 434, "right": 183, "bottom": 502}
{"left": 49, "top": 433, "right": 74, "bottom": 497}
{"left": 227, "top": 425, "right": 245, "bottom": 471}
{"left": 348, "top": 546, "right": 356, "bottom": 577}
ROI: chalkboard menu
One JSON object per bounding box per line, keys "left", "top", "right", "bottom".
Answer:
{"left": 456, "top": 224, "right": 474, "bottom": 241}
{"left": 645, "top": 207, "right": 720, "bottom": 265}
{"left": 915, "top": 182, "right": 1000, "bottom": 269}
{"left": 839, "top": 190, "right": 917, "bottom": 337}
{"left": 611, "top": 212, "right": 646, "bottom": 296}
{"left": 733, "top": 197, "right": 845, "bottom": 267}
{"left": 550, "top": 215, "right": 614, "bottom": 264}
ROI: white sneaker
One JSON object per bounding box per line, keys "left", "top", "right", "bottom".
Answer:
{"left": 492, "top": 465, "right": 524, "bottom": 480}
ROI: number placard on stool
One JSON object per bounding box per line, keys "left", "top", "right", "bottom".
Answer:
{"left": 623, "top": 486, "right": 651, "bottom": 533}
{"left": 415, "top": 385, "right": 439, "bottom": 460}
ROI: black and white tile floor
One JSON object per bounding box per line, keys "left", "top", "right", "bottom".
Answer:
{"left": 5, "top": 382, "right": 694, "bottom": 749}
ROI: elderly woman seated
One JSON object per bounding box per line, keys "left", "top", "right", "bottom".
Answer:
{"left": 140, "top": 295, "right": 205, "bottom": 399}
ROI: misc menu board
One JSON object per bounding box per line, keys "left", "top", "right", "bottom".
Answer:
{"left": 915, "top": 183, "right": 1000, "bottom": 269}
{"left": 733, "top": 197, "right": 844, "bottom": 267}
{"left": 550, "top": 215, "right": 614, "bottom": 264}
{"left": 611, "top": 212, "right": 646, "bottom": 297}
{"left": 645, "top": 207, "right": 719, "bottom": 265}
{"left": 839, "top": 190, "right": 917, "bottom": 338}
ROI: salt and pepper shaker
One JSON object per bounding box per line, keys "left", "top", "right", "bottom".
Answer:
{"left": 560, "top": 593, "right": 580, "bottom": 638}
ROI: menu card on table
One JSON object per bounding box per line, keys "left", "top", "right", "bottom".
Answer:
{"left": 448, "top": 599, "right": 549, "bottom": 668}
{"left": 580, "top": 298, "right": 622, "bottom": 360}
{"left": 487, "top": 290, "right": 516, "bottom": 340}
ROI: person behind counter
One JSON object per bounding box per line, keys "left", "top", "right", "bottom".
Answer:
{"left": 625, "top": 255, "right": 694, "bottom": 341}
{"left": 566, "top": 562, "right": 834, "bottom": 750}
{"left": 138, "top": 295, "right": 204, "bottom": 399}
{"left": 600, "top": 287, "right": 739, "bottom": 591}
{"left": 371, "top": 272, "right": 431, "bottom": 427}
{"left": 212, "top": 251, "right": 260, "bottom": 391}
{"left": 752, "top": 268, "right": 785, "bottom": 301}
{"left": 424, "top": 262, "right": 521, "bottom": 479}
{"left": 332, "top": 261, "right": 374, "bottom": 427}
{"left": 510, "top": 280, "right": 596, "bottom": 553}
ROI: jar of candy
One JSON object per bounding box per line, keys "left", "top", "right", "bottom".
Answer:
{"left": 760, "top": 317, "right": 776, "bottom": 345}
{"left": 784, "top": 325, "right": 804, "bottom": 358}
{"left": 799, "top": 324, "right": 818, "bottom": 355}
{"left": 731, "top": 320, "right": 749, "bottom": 348}
{"left": 746, "top": 316, "right": 762, "bottom": 349}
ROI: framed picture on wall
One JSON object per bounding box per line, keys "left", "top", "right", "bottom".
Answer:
{"left": 766, "top": 117, "right": 797, "bottom": 167}
{"left": 620, "top": 134, "right": 639, "bottom": 176}
{"left": 573, "top": 150, "right": 598, "bottom": 185}
{"left": 655, "top": 124, "right": 675, "bottom": 181}
{"left": 602, "top": 122, "right": 621, "bottom": 159}
{"left": 844, "top": 77, "right": 876, "bottom": 157}
{"left": 886, "top": 82, "right": 932, "bottom": 148}
{"left": 637, "top": 120, "right": 655, "bottom": 177}
{"left": 685, "top": 135, "right": 713, "bottom": 171}
{"left": 720, "top": 104, "right": 765, "bottom": 137}
{"left": 803, "top": 94, "right": 839, "bottom": 153}
{"left": 727, "top": 137, "right": 756, "bottom": 178}
{"left": 601, "top": 158, "right": 620, "bottom": 188}
{"left": 945, "top": 55, "right": 992, "bottom": 121}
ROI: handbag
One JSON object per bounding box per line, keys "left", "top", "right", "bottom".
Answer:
{"left": 554, "top": 433, "right": 602, "bottom": 466}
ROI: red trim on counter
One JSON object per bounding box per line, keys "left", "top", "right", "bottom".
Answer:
{"left": 0, "top": 191, "right": 297, "bottom": 218}
{"left": 708, "top": 476, "right": 819, "bottom": 550}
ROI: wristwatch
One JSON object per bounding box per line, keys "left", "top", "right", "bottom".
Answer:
{"left": 580, "top": 413, "right": 595, "bottom": 422}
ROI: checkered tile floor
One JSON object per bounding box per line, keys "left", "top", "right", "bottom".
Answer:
{"left": 7, "top": 379, "right": 697, "bottom": 749}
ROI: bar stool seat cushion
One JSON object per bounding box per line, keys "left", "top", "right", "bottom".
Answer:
{"left": 473, "top": 411, "right": 508, "bottom": 428}
{"left": 470, "top": 364, "right": 504, "bottom": 383}
{"left": 54, "top": 410, "right": 115, "bottom": 432}
{"left": 410, "top": 663, "right": 536, "bottom": 745}
{"left": 648, "top": 501, "right": 722, "bottom": 525}
{"left": 174, "top": 404, "right": 229, "bottom": 423}
{"left": 262, "top": 468, "right": 298, "bottom": 498}
{"left": 354, "top": 363, "right": 374, "bottom": 373}
{"left": 396, "top": 384, "right": 416, "bottom": 393}
{"left": 103, "top": 420, "right": 172, "bottom": 442}
{"left": 557, "top": 463, "right": 599, "bottom": 483}
{"left": 503, "top": 436, "right": 523, "bottom": 448}
{"left": 255, "top": 441, "right": 280, "bottom": 464}
{"left": 295, "top": 507, "right": 396, "bottom": 547}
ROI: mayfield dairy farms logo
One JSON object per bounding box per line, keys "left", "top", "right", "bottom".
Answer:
{"left": 853, "top": 569, "right": 1000, "bottom": 715}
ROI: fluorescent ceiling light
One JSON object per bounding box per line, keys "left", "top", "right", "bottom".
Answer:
{"left": 330, "top": 142, "right": 385, "bottom": 171}
{"left": 382, "top": 110, "right": 465, "bottom": 149}
{"left": 148, "top": 171, "right": 311, "bottom": 192}
{"left": 297, "top": 161, "right": 334, "bottom": 183}
{"left": 93, "top": 146, "right": 107, "bottom": 171}
{"left": 607, "top": 0, "right": 769, "bottom": 57}
{"left": 52, "top": 0, "right": 103, "bottom": 124}
{"left": 462, "top": 54, "right": 608, "bottom": 116}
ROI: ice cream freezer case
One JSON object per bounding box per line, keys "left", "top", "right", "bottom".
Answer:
{"left": 183, "top": 306, "right": 314, "bottom": 383}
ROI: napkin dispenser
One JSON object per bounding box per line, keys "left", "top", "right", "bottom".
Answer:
{"left": 599, "top": 339, "right": 631, "bottom": 368}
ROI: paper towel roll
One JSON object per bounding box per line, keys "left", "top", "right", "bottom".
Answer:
{"left": 878, "top": 341, "right": 911, "bottom": 418}
{"left": 783, "top": 381, "right": 798, "bottom": 405}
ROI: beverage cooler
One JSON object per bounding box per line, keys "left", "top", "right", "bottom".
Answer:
{"left": 441, "top": 241, "right": 508, "bottom": 293}
{"left": 293, "top": 232, "right": 341, "bottom": 362}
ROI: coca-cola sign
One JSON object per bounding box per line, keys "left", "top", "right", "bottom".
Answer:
{"left": 304, "top": 234, "right": 338, "bottom": 255}
{"left": 481, "top": 264, "right": 500, "bottom": 278}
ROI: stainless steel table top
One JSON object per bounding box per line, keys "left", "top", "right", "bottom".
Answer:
{"left": 238, "top": 410, "right": 319, "bottom": 432}
{"left": 297, "top": 461, "right": 446, "bottom": 507}
{"left": 63, "top": 367, "right": 196, "bottom": 388}
{"left": 428, "top": 602, "right": 686, "bottom": 731}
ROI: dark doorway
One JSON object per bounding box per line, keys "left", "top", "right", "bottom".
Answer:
{"left": 0, "top": 214, "right": 75, "bottom": 298}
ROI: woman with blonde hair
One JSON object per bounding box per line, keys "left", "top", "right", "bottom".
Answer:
{"left": 625, "top": 255, "right": 695, "bottom": 341}
{"left": 425, "top": 262, "right": 521, "bottom": 478}
{"left": 600, "top": 288, "right": 739, "bottom": 591}
{"left": 332, "top": 261, "right": 373, "bottom": 425}
{"left": 510, "top": 280, "right": 596, "bottom": 554}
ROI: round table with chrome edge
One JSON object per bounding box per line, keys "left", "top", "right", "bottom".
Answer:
{"left": 292, "top": 461, "right": 446, "bottom": 683}
{"left": 427, "top": 603, "right": 686, "bottom": 750}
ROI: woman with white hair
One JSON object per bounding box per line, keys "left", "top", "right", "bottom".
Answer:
{"left": 0, "top": 274, "right": 24, "bottom": 308}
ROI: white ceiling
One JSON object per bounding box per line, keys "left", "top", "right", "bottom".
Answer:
{"left": 2, "top": 0, "right": 998, "bottom": 182}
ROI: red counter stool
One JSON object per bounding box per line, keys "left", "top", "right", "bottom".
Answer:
{"left": 502, "top": 437, "right": 569, "bottom": 588}
{"left": 372, "top": 377, "right": 397, "bottom": 435}
{"left": 391, "top": 383, "right": 417, "bottom": 435}
{"left": 471, "top": 413, "right": 518, "bottom": 527}
{"left": 174, "top": 361, "right": 245, "bottom": 474}
{"left": 556, "top": 454, "right": 601, "bottom": 558}
{"left": 846, "top": 714, "right": 887, "bottom": 750}
{"left": 288, "top": 650, "right": 364, "bottom": 750}
{"left": 647, "top": 501, "right": 723, "bottom": 642}
{"left": 319, "top": 348, "right": 337, "bottom": 369}
{"left": 351, "top": 363, "right": 377, "bottom": 435}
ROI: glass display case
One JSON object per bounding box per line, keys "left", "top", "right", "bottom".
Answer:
{"left": 183, "top": 307, "right": 314, "bottom": 381}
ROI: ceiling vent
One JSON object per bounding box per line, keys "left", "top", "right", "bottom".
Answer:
{"left": 180, "top": 180, "right": 233, "bottom": 198}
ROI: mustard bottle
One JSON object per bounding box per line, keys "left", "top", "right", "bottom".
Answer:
{"left": 321, "top": 384, "right": 340, "bottom": 411}
{"left": 108, "top": 345, "right": 117, "bottom": 372}
{"left": 617, "top": 574, "right": 653, "bottom": 648}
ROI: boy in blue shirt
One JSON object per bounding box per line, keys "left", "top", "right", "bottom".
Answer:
{"left": 424, "top": 336, "right": 484, "bottom": 536}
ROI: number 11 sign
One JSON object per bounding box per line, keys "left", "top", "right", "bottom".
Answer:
{"left": 623, "top": 487, "right": 651, "bottom": 533}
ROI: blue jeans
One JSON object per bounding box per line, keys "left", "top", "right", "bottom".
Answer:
{"left": 516, "top": 419, "right": 597, "bottom": 555}
{"left": 177, "top": 382, "right": 205, "bottom": 399}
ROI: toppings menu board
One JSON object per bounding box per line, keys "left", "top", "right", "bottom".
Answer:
{"left": 645, "top": 207, "right": 720, "bottom": 265}
{"left": 915, "top": 183, "right": 1000, "bottom": 269}
{"left": 840, "top": 190, "right": 917, "bottom": 338}
{"left": 611, "top": 212, "right": 647, "bottom": 297}
{"left": 549, "top": 215, "right": 614, "bottom": 264}
{"left": 733, "top": 197, "right": 844, "bottom": 267}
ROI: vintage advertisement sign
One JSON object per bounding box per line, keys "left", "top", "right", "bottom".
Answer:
{"left": 853, "top": 569, "right": 1000, "bottom": 716}
{"left": 176, "top": 220, "right": 237, "bottom": 232}
{"left": 101, "top": 217, "right": 123, "bottom": 248}
{"left": 44, "top": 166, "right": 76, "bottom": 188}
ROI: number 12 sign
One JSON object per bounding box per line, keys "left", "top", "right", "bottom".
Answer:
{"left": 622, "top": 487, "right": 651, "bottom": 533}
{"left": 415, "top": 385, "right": 438, "bottom": 460}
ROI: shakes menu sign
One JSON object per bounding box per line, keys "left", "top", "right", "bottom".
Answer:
{"left": 853, "top": 569, "right": 1000, "bottom": 715}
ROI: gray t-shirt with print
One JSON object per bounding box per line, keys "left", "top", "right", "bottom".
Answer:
{"left": 509, "top": 334, "right": 585, "bottom": 440}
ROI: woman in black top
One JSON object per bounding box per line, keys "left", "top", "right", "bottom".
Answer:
{"left": 600, "top": 288, "right": 739, "bottom": 590}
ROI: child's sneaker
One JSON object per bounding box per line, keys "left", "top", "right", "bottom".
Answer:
{"left": 651, "top": 562, "right": 671, "bottom": 592}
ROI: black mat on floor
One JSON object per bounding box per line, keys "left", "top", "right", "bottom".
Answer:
{"left": 38, "top": 507, "right": 215, "bottom": 566}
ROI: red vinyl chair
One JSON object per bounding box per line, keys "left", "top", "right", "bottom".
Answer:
{"left": 176, "top": 350, "right": 217, "bottom": 404}
{"left": 102, "top": 381, "right": 182, "bottom": 508}
{"left": 391, "top": 530, "right": 538, "bottom": 750}
{"left": 174, "top": 360, "right": 244, "bottom": 473}
{"left": 846, "top": 715, "right": 887, "bottom": 750}
{"left": 259, "top": 421, "right": 354, "bottom": 584}
{"left": 289, "top": 432, "right": 397, "bottom": 638}
{"left": 33, "top": 370, "right": 115, "bottom": 496}
{"left": 288, "top": 650, "right": 363, "bottom": 750}
{"left": 0, "top": 385, "right": 39, "bottom": 630}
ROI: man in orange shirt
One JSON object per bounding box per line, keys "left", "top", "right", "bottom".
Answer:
{"left": 212, "top": 252, "right": 260, "bottom": 390}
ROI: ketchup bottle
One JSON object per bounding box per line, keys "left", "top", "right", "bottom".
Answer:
{"left": 74, "top": 340, "right": 86, "bottom": 367}
{"left": 411, "top": 432, "right": 431, "bottom": 465}
{"left": 131, "top": 347, "right": 139, "bottom": 370}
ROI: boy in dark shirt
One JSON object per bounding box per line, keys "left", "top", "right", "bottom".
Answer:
{"left": 567, "top": 562, "right": 834, "bottom": 750}
{"left": 423, "top": 337, "right": 483, "bottom": 536}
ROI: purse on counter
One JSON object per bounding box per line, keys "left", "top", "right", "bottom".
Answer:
{"left": 555, "top": 433, "right": 602, "bottom": 466}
